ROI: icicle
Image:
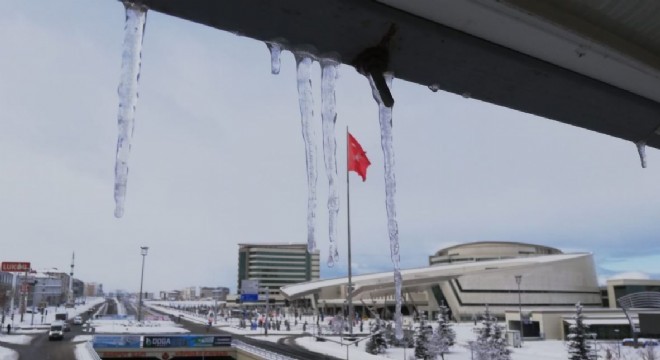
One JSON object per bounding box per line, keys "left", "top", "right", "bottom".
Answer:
{"left": 369, "top": 72, "right": 403, "bottom": 339}
{"left": 295, "top": 53, "right": 318, "bottom": 253}
{"left": 636, "top": 140, "right": 647, "bottom": 168}
{"left": 428, "top": 84, "right": 440, "bottom": 92}
{"left": 320, "top": 58, "right": 340, "bottom": 267}
{"left": 266, "top": 42, "right": 282, "bottom": 75}
{"left": 114, "top": 1, "right": 147, "bottom": 218}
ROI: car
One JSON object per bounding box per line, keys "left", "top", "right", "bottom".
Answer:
{"left": 48, "top": 321, "right": 65, "bottom": 341}
{"left": 73, "top": 316, "right": 83, "bottom": 325}
{"left": 62, "top": 321, "right": 71, "bottom": 332}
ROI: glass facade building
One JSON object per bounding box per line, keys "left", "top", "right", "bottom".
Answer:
{"left": 237, "top": 243, "right": 319, "bottom": 303}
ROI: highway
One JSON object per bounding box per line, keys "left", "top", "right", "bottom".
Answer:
{"left": 0, "top": 300, "right": 107, "bottom": 360}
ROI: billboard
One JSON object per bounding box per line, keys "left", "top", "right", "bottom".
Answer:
{"left": 1, "top": 262, "right": 30, "bottom": 272}
{"left": 92, "top": 335, "right": 142, "bottom": 349}
{"left": 240, "top": 279, "right": 259, "bottom": 302}
{"left": 143, "top": 335, "right": 232, "bottom": 348}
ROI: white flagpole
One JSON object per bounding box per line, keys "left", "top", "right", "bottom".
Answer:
{"left": 346, "top": 127, "right": 355, "bottom": 336}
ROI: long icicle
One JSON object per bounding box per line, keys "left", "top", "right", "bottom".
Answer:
{"left": 320, "top": 59, "right": 340, "bottom": 267}
{"left": 114, "top": 1, "right": 147, "bottom": 218}
{"left": 295, "top": 54, "right": 318, "bottom": 253}
{"left": 369, "top": 72, "right": 403, "bottom": 339}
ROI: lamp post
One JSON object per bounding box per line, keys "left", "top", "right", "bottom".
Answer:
{"left": 137, "top": 246, "right": 149, "bottom": 322}
{"left": 614, "top": 329, "right": 620, "bottom": 358}
{"left": 515, "top": 275, "right": 524, "bottom": 346}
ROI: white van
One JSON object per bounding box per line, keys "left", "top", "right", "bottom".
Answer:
{"left": 48, "top": 321, "right": 65, "bottom": 341}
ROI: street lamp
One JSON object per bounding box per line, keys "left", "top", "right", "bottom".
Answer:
{"left": 137, "top": 246, "right": 149, "bottom": 322}
{"left": 515, "top": 275, "right": 524, "bottom": 346}
{"left": 614, "top": 329, "right": 620, "bottom": 358}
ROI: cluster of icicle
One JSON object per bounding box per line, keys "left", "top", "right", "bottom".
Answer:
{"left": 268, "top": 41, "right": 342, "bottom": 267}
{"left": 112, "top": 3, "right": 648, "bottom": 343}
{"left": 267, "top": 42, "right": 404, "bottom": 339}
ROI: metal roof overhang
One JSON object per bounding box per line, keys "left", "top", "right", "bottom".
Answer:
{"left": 134, "top": 0, "right": 660, "bottom": 149}
{"left": 280, "top": 253, "right": 592, "bottom": 300}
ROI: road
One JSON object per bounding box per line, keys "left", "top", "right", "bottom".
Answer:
{"left": 1, "top": 298, "right": 343, "bottom": 360}
{"left": 0, "top": 301, "right": 107, "bottom": 360}
{"left": 136, "top": 301, "right": 344, "bottom": 360}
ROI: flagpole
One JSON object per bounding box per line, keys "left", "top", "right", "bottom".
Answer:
{"left": 346, "top": 126, "right": 354, "bottom": 337}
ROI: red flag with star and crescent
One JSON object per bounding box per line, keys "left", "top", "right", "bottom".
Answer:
{"left": 348, "top": 132, "right": 371, "bottom": 181}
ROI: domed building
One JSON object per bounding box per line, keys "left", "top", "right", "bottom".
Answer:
{"left": 429, "top": 241, "right": 562, "bottom": 266}
{"left": 281, "top": 241, "right": 602, "bottom": 339}
{"left": 424, "top": 242, "right": 600, "bottom": 335}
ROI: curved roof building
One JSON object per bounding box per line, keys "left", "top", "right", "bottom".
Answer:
{"left": 281, "top": 241, "right": 601, "bottom": 337}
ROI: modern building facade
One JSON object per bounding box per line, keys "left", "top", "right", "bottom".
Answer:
{"left": 426, "top": 242, "right": 601, "bottom": 322}
{"left": 84, "top": 282, "right": 103, "bottom": 297}
{"left": 200, "top": 287, "right": 230, "bottom": 300}
{"left": 282, "top": 241, "right": 601, "bottom": 339}
{"left": 238, "top": 243, "right": 320, "bottom": 303}
{"left": 605, "top": 278, "right": 660, "bottom": 308}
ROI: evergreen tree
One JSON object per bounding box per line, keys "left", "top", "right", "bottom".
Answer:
{"left": 415, "top": 320, "right": 434, "bottom": 359}
{"left": 437, "top": 306, "right": 456, "bottom": 347}
{"left": 473, "top": 307, "right": 511, "bottom": 360}
{"left": 427, "top": 307, "right": 455, "bottom": 360}
{"left": 567, "top": 302, "right": 591, "bottom": 360}
{"left": 365, "top": 318, "right": 388, "bottom": 355}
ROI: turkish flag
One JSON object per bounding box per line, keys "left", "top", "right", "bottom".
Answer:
{"left": 348, "top": 133, "right": 371, "bottom": 181}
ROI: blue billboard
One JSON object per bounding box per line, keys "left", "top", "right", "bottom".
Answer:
{"left": 143, "top": 335, "right": 232, "bottom": 348}
{"left": 240, "top": 293, "right": 258, "bottom": 302}
{"left": 92, "top": 335, "right": 142, "bottom": 349}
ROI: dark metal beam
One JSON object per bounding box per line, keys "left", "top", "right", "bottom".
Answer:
{"left": 137, "top": 0, "right": 660, "bottom": 148}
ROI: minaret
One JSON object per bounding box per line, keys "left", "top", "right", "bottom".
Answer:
{"left": 69, "top": 252, "right": 75, "bottom": 304}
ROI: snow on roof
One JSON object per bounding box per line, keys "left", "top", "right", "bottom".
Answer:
{"left": 608, "top": 271, "right": 652, "bottom": 281}
{"left": 281, "top": 253, "right": 591, "bottom": 298}
{"left": 563, "top": 318, "right": 632, "bottom": 325}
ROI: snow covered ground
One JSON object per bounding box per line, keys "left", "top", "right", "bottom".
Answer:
{"left": 30, "top": 300, "right": 649, "bottom": 360}
{"left": 0, "top": 297, "right": 105, "bottom": 330}
{"left": 0, "top": 299, "right": 106, "bottom": 356}
{"left": 148, "top": 302, "right": 652, "bottom": 360}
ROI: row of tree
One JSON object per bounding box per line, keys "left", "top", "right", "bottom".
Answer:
{"left": 361, "top": 302, "right": 623, "bottom": 360}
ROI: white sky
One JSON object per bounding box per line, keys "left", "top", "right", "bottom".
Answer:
{"left": 1, "top": 1, "right": 659, "bottom": 294}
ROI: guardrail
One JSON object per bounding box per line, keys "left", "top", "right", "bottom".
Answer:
{"left": 84, "top": 341, "right": 103, "bottom": 360}
{"left": 233, "top": 339, "right": 297, "bottom": 360}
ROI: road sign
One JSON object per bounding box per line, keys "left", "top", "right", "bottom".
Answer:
{"left": 240, "top": 279, "right": 259, "bottom": 302}
{"left": 240, "top": 294, "right": 258, "bottom": 302}
{"left": 143, "top": 335, "right": 232, "bottom": 348}
{"left": 1, "top": 262, "right": 30, "bottom": 272}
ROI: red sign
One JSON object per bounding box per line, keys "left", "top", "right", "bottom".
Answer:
{"left": 1, "top": 262, "right": 30, "bottom": 272}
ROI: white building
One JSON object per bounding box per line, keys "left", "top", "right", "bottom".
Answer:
{"left": 281, "top": 241, "right": 601, "bottom": 339}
